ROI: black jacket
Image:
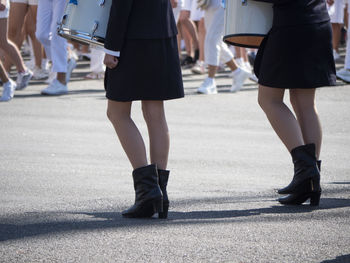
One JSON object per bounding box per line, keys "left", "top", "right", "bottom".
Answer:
{"left": 104, "top": 0, "right": 177, "bottom": 52}
{"left": 253, "top": 0, "right": 330, "bottom": 27}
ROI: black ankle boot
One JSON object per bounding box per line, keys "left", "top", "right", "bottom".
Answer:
{"left": 158, "top": 169, "right": 170, "bottom": 219}
{"left": 122, "top": 164, "right": 163, "bottom": 218}
{"left": 278, "top": 144, "right": 320, "bottom": 195}
{"left": 278, "top": 159, "right": 322, "bottom": 206}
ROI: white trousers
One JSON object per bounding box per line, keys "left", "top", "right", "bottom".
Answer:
{"left": 204, "top": 0, "right": 233, "bottom": 66}
{"left": 90, "top": 47, "right": 105, "bottom": 73}
{"left": 35, "top": 0, "right": 67, "bottom": 73}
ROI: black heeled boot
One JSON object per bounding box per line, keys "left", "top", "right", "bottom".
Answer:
{"left": 278, "top": 144, "right": 321, "bottom": 206}
{"left": 122, "top": 164, "right": 163, "bottom": 218}
{"left": 158, "top": 169, "right": 170, "bottom": 219}
{"left": 278, "top": 144, "right": 320, "bottom": 195}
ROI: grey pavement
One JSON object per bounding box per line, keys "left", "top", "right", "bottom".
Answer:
{"left": 0, "top": 58, "right": 349, "bottom": 263}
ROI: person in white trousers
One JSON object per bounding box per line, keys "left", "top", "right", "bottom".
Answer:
{"left": 84, "top": 46, "right": 105, "bottom": 79}
{"left": 336, "top": 0, "right": 350, "bottom": 82}
{"left": 35, "top": 0, "right": 76, "bottom": 95}
{"left": 197, "top": 0, "right": 250, "bottom": 94}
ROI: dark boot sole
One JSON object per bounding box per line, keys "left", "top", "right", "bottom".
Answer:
{"left": 122, "top": 198, "right": 163, "bottom": 218}
{"left": 278, "top": 191, "right": 321, "bottom": 206}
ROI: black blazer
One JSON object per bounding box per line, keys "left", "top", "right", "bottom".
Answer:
{"left": 253, "top": 0, "right": 330, "bottom": 27}
{"left": 104, "top": 0, "right": 177, "bottom": 52}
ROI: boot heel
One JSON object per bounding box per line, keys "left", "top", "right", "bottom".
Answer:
{"left": 310, "top": 192, "right": 321, "bottom": 206}
{"left": 159, "top": 203, "right": 169, "bottom": 219}
{"left": 152, "top": 198, "right": 163, "bottom": 213}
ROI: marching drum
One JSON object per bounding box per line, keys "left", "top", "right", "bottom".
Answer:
{"left": 58, "top": 0, "right": 112, "bottom": 46}
{"left": 223, "top": 0, "right": 273, "bottom": 48}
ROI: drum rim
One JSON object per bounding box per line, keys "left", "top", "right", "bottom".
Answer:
{"left": 58, "top": 27, "right": 105, "bottom": 46}
{"left": 223, "top": 33, "right": 266, "bottom": 49}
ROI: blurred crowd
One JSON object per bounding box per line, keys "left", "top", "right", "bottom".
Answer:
{"left": 0, "top": 0, "right": 348, "bottom": 102}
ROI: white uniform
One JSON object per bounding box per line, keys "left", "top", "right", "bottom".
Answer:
{"left": 35, "top": 0, "right": 67, "bottom": 73}
{"left": 10, "top": 0, "right": 38, "bottom": 5}
{"left": 328, "top": 0, "right": 345, "bottom": 24}
{"left": 204, "top": 0, "right": 233, "bottom": 66}
{"left": 190, "top": 0, "right": 204, "bottom": 21}
{"left": 0, "top": 0, "right": 10, "bottom": 19}
{"left": 173, "top": 0, "right": 184, "bottom": 22}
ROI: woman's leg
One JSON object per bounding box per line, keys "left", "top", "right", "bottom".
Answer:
{"left": 27, "top": 5, "right": 43, "bottom": 69}
{"left": 107, "top": 100, "right": 148, "bottom": 169}
{"left": 142, "top": 100, "right": 169, "bottom": 170}
{"left": 0, "top": 18, "right": 26, "bottom": 72}
{"left": 7, "top": 2, "right": 27, "bottom": 48}
{"left": 258, "top": 85, "right": 304, "bottom": 151}
{"left": 289, "top": 89, "right": 322, "bottom": 159}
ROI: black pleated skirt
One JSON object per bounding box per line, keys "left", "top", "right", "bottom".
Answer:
{"left": 254, "top": 21, "right": 336, "bottom": 89}
{"left": 104, "top": 36, "right": 184, "bottom": 101}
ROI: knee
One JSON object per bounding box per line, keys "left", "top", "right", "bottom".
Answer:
{"left": 142, "top": 104, "right": 164, "bottom": 124}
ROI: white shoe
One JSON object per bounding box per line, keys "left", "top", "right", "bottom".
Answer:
{"left": 41, "top": 79, "right": 68, "bottom": 95}
{"left": 197, "top": 77, "right": 218, "bottom": 94}
{"left": 333, "top": 49, "right": 340, "bottom": 60}
{"left": 191, "top": 60, "right": 207, "bottom": 74}
{"left": 231, "top": 68, "right": 250, "bottom": 92}
{"left": 0, "top": 79, "right": 17, "bottom": 101}
{"left": 336, "top": 68, "right": 350, "bottom": 83}
{"left": 66, "top": 58, "right": 77, "bottom": 83}
{"left": 45, "top": 71, "right": 57, "bottom": 84}
{"left": 32, "top": 66, "right": 49, "bottom": 80}
{"left": 249, "top": 73, "right": 258, "bottom": 83}
{"left": 16, "top": 69, "right": 33, "bottom": 90}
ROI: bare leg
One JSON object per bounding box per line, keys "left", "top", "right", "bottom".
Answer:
{"left": 179, "top": 10, "right": 199, "bottom": 52}
{"left": 197, "top": 18, "right": 206, "bottom": 62}
{"left": 142, "top": 101, "right": 169, "bottom": 170}
{"left": 226, "top": 59, "right": 238, "bottom": 71}
{"left": 332, "top": 23, "right": 342, "bottom": 53}
{"left": 107, "top": 100, "right": 148, "bottom": 169}
{"left": 0, "top": 18, "right": 26, "bottom": 73}
{"left": 0, "top": 61, "right": 9, "bottom": 83}
{"left": 290, "top": 89, "right": 322, "bottom": 158}
{"left": 208, "top": 65, "right": 217, "bottom": 78}
{"left": 27, "top": 5, "right": 43, "bottom": 68}
{"left": 258, "top": 85, "right": 304, "bottom": 152}
{"left": 7, "top": 2, "right": 27, "bottom": 47}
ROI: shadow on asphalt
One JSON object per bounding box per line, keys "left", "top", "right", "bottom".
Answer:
{"left": 0, "top": 197, "right": 349, "bottom": 242}
{"left": 320, "top": 254, "right": 350, "bottom": 263}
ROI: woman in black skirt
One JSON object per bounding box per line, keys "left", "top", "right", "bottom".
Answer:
{"left": 103, "top": 0, "right": 184, "bottom": 218}
{"left": 253, "top": 0, "right": 336, "bottom": 205}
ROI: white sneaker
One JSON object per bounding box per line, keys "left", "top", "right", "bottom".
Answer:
{"left": 41, "top": 79, "right": 68, "bottom": 95}
{"left": 45, "top": 71, "right": 57, "bottom": 84}
{"left": 197, "top": 77, "right": 218, "bottom": 94}
{"left": 333, "top": 49, "right": 340, "bottom": 60}
{"left": 231, "top": 68, "right": 250, "bottom": 92}
{"left": 16, "top": 69, "right": 33, "bottom": 90}
{"left": 0, "top": 79, "right": 17, "bottom": 101}
{"left": 336, "top": 68, "right": 350, "bottom": 83}
{"left": 32, "top": 66, "right": 49, "bottom": 80}
{"left": 191, "top": 61, "right": 207, "bottom": 74}
{"left": 66, "top": 58, "right": 77, "bottom": 83}
{"left": 249, "top": 73, "right": 258, "bottom": 83}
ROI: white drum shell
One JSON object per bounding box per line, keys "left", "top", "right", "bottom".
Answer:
{"left": 58, "top": 0, "right": 112, "bottom": 46}
{"left": 224, "top": 0, "right": 273, "bottom": 48}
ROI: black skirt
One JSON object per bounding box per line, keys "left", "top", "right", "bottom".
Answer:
{"left": 104, "top": 36, "right": 184, "bottom": 101}
{"left": 254, "top": 21, "right": 336, "bottom": 89}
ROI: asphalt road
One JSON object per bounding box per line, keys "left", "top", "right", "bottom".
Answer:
{"left": 0, "top": 59, "right": 349, "bottom": 263}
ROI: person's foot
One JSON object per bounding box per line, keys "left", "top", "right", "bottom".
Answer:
{"left": 191, "top": 60, "right": 207, "bottom": 74}
{"left": 16, "top": 69, "right": 33, "bottom": 90}
{"left": 336, "top": 68, "right": 350, "bottom": 83}
{"left": 197, "top": 77, "right": 218, "bottom": 94}
{"left": 231, "top": 68, "right": 250, "bottom": 92}
{"left": 0, "top": 79, "right": 17, "bottom": 102}
{"left": 66, "top": 58, "right": 77, "bottom": 83}
{"left": 41, "top": 79, "right": 68, "bottom": 95}
{"left": 84, "top": 72, "right": 104, "bottom": 80}
{"left": 32, "top": 66, "right": 49, "bottom": 80}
